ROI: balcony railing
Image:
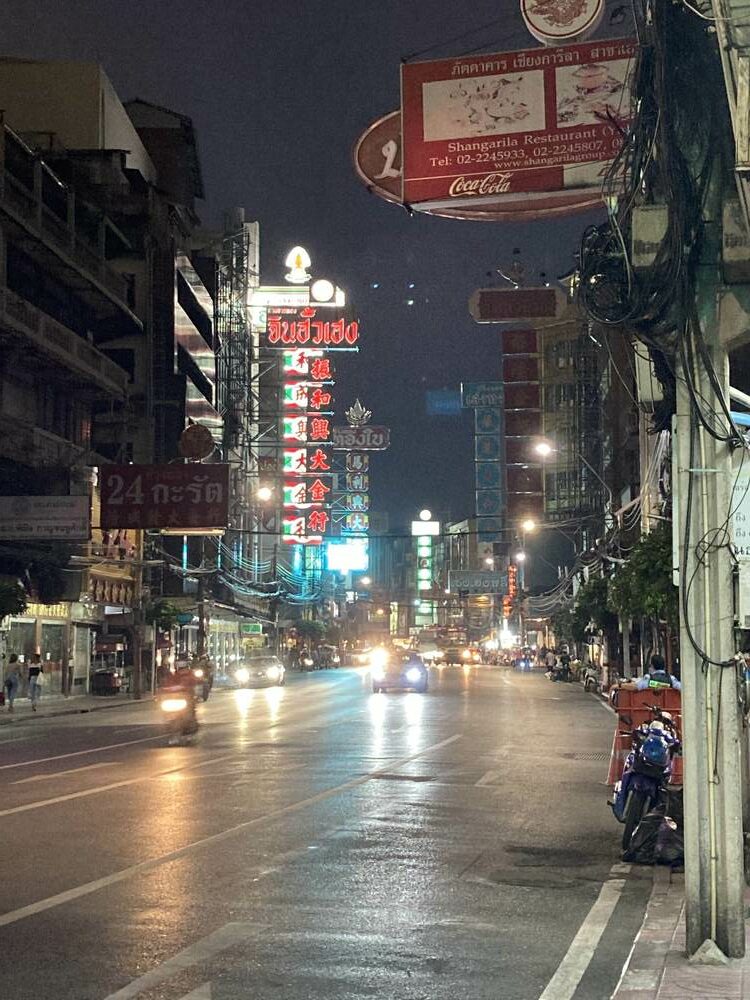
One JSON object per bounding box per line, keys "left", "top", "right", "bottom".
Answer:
{"left": 0, "top": 287, "right": 129, "bottom": 397}
{"left": 0, "top": 125, "right": 130, "bottom": 308}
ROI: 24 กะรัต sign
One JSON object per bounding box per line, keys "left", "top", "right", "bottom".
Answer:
{"left": 100, "top": 464, "right": 229, "bottom": 530}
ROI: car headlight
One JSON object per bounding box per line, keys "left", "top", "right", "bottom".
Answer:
{"left": 406, "top": 666, "right": 422, "bottom": 683}
{"left": 462, "top": 649, "right": 471, "bottom": 660}
{"left": 372, "top": 665, "right": 386, "bottom": 682}
{"left": 265, "top": 666, "right": 280, "bottom": 681}
{"left": 235, "top": 667, "right": 250, "bottom": 684}
{"left": 370, "top": 648, "right": 389, "bottom": 669}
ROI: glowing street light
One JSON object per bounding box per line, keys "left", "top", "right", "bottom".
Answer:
{"left": 520, "top": 518, "right": 537, "bottom": 534}
{"left": 534, "top": 441, "right": 554, "bottom": 458}
{"left": 484, "top": 556, "right": 495, "bottom": 567}
{"left": 359, "top": 576, "right": 372, "bottom": 587}
{"left": 256, "top": 485, "right": 273, "bottom": 502}
{"left": 515, "top": 551, "right": 527, "bottom": 563}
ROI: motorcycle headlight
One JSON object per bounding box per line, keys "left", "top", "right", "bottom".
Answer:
{"left": 265, "top": 666, "right": 280, "bottom": 681}
{"left": 370, "top": 648, "right": 389, "bottom": 669}
{"left": 161, "top": 697, "right": 188, "bottom": 713}
{"left": 462, "top": 649, "right": 471, "bottom": 660}
{"left": 235, "top": 667, "right": 250, "bottom": 684}
{"left": 192, "top": 668, "right": 204, "bottom": 679}
{"left": 406, "top": 666, "right": 422, "bottom": 683}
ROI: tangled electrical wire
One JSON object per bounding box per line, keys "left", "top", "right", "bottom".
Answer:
{"left": 577, "top": 0, "right": 732, "bottom": 434}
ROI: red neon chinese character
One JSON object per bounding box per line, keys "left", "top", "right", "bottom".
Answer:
{"left": 309, "top": 449, "right": 330, "bottom": 471}
{"left": 309, "top": 388, "right": 332, "bottom": 410}
{"left": 309, "top": 418, "right": 330, "bottom": 441}
{"left": 310, "top": 358, "right": 332, "bottom": 380}
{"left": 309, "top": 479, "right": 330, "bottom": 503}
{"left": 308, "top": 510, "right": 329, "bottom": 533}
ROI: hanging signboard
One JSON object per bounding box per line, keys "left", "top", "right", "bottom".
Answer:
{"left": 400, "top": 38, "right": 636, "bottom": 210}
{"left": 332, "top": 426, "right": 391, "bottom": 450}
{"left": 448, "top": 570, "right": 508, "bottom": 595}
{"left": 0, "top": 495, "right": 90, "bottom": 541}
{"left": 461, "top": 382, "right": 505, "bottom": 407}
{"left": 520, "top": 0, "right": 605, "bottom": 46}
{"left": 100, "top": 464, "right": 229, "bottom": 530}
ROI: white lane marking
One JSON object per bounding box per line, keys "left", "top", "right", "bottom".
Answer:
{"left": 0, "top": 733, "right": 164, "bottom": 772}
{"left": 537, "top": 867, "right": 628, "bottom": 1000}
{"left": 0, "top": 754, "right": 235, "bottom": 818}
{"left": 177, "top": 986, "right": 212, "bottom": 1000}
{"left": 12, "top": 761, "right": 117, "bottom": 785}
{"left": 590, "top": 693, "right": 614, "bottom": 714}
{"left": 102, "top": 926, "right": 246, "bottom": 1000}
{"left": 475, "top": 770, "right": 500, "bottom": 787}
{"left": 0, "top": 733, "right": 462, "bottom": 927}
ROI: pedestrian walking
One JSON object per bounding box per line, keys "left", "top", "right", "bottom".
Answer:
{"left": 4, "top": 654, "right": 20, "bottom": 712}
{"left": 28, "top": 654, "right": 43, "bottom": 710}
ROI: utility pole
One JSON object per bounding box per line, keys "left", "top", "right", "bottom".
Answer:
{"left": 132, "top": 529, "right": 144, "bottom": 700}
{"left": 675, "top": 270, "right": 746, "bottom": 957}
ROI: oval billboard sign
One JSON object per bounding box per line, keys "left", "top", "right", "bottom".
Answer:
{"left": 353, "top": 110, "right": 605, "bottom": 222}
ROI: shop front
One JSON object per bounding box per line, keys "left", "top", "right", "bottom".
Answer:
{"left": 5, "top": 601, "right": 102, "bottom": 695}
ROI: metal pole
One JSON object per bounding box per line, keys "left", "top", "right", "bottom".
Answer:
{"left": 132, "top": 530, "right": 143, "bottom": 700}
{"left": 676, "top": 324, "right": 745, "bottom": 958}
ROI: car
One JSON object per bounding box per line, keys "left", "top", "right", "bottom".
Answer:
{"left": 371, "top": 650, "right": 429, "bottom": 693}
{"left": 232, "top": 654, "right": 286, "bottom": 688}
{"left": 438, "top": 645, "right": 469, "bottom": 665}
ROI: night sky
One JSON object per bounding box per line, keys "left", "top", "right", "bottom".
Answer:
{"left": 3, "top": 1, "right": 611, "bottom": 530}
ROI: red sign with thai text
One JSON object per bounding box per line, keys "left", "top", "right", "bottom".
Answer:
{"left": 266, "top": 306, "right": 359, "bottom": 347}
{"left": 401, "top": 38, "right": 636, "bottom": 206}
{"left": 100, "top": 464, "right": 229, "bottom": 530}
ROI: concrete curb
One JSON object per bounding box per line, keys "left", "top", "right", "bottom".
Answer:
{"left": 0, "top": 694, "right": 156, "bottom": 726}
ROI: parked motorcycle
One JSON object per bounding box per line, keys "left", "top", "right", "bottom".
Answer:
{"left": 612, "top": 705, "right": 680, "bottom": 849}
{"left": 582, "top": 663, "right": 599, "bottom": 693}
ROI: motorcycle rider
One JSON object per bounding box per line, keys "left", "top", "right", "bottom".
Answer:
{"left": 616, "top": 653, "right": 681, "bottom": 692}
{"left": 163, "top": 661, "right": 200, "bottom": 731}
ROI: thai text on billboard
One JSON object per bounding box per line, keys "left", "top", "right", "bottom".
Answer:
{"left": 401, "top": 38, "right": 636, "bottom": 206}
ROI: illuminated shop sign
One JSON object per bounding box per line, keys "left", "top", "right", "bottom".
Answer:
{"left": 266, "top": 306, "right": 360, "bottom": 347}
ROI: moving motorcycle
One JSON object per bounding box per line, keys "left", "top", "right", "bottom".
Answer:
{"left": 159, "top": 687, "right": 199, "bottom": 745}
{"left": 612, "top": 705, "right": 680, "bottom": 849}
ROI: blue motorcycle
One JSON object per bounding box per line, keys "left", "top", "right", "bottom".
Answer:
{"left": 612, "top": 706, "right": 680, "bottom": 850}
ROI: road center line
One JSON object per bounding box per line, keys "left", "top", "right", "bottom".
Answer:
{"left": 537, "top": 865, "right": 629, "bottom": 1000}
{"left": 0, "top": 733, "right": 165, "bottom": 771}
{"left": 0, "top": 754, "right": 236, "bottom": 818}
{"left": 12, "top": 761, "right": 117, "bottom": 785}
{"left": 475, "top": 770, "right": 500, "bottom": 787}
{"left": 102, "top": 925, "right": 249, "bottom": 1000}
{"left": 0, "top": 733, "right": 461, "bottom": 928}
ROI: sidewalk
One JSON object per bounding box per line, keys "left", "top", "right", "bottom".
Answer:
{"left": 613, "top": 868, "right": 750, "bottom": 998}
{"left": 0, "top": 692, "right": 153, "bottom": 725}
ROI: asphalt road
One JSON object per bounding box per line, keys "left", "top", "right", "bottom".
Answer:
{"left": 0, "top": 666, "right": 653, "bottom": 1000}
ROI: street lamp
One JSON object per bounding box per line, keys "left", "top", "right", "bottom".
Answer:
{"left": 533, "top": 440, "right": 613, "bottom": 515}
{"left": 359, "top": 576, "right": 372, "bottom": 588}
{"left": 515, "top": 551, "right": 527, "bottom": 563}
{"left": 484, "top": 556, "right": 495, "bottom": 567}
{"left": 520, "top": 518, "right": 537, "bottom": 534}
{"left": 256, "top": 485, "right": 273, "bottom": 503}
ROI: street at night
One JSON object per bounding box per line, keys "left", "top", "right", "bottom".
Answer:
{"left": 0, "top": 667, "right": 649, "bottom": 1000}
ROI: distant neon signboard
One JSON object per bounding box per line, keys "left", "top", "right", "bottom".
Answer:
{"left": 266, "top": 306, "right": 360, "bottom": 347}
{"left": 283, "top": 448, "right": 332, "bottom": 475}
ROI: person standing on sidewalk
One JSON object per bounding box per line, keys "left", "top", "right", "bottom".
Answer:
{"left": 4, "top": 654, "right": 20, "bottom": 712}
{"left": 28, "top": 654, "right": 43, "bottom": 711}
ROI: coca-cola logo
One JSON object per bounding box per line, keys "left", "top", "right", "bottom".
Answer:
{"left": 448, "top": 172, "right": 514, "bottom": 198}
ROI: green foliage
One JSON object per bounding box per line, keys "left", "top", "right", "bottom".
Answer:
{"left": 324, "top": 623, "right": 342, "bottom": 646}
{"left": 607, "top": 524, "right": 677, "bottom": 626}
{"left": 0, "top": 542, "right": 73, "bottom": 604}
{"left": 145, "top": 600, "right": 182, "bottom": 632}
{"left": 295, "top": 620, "right": 326, "bottom": 643}
{"left": 0, "top": 581, "right": 27, "bottom": 622}
{"left": 575, "top": 576, "right": 619, "bottom": 633}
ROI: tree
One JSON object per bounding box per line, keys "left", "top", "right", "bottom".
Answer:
{"left": 607, "top": 524, "right": 677, "bottom": 627}
{"left": 0, "top": 581, "right": 27, "bottom": 622}
{"left": 575, "top": 576, "right": 618, "bottom": 633}
{"left": 295, "top": 620, "right": 325, "bottom": 643}
{"left": 145, "top": 600, "right": 182, "bottom": 632}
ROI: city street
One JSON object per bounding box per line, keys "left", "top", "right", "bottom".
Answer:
{"left": 0, "top": 666, "right": 653, "bottom": 1000}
